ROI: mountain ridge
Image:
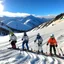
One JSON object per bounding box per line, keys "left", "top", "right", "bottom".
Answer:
{"left": 0, "top": 14, "right": 54, "bottom": 35}
{"left": 33, "top": 13, "right": 64, "bottom": 30}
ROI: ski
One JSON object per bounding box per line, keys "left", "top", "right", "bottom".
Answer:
{"left": 43, "top": 53, "right": 64, "bottom": 59}
{"left": 8, "top": 48, "right": 64, "bottom": 59}
{"left": 8, "top": 47, "right": 20, "bottom": 50}
{"left": 60, "top": 48, "right": 64, "bottom": 56}
{"left": 8, "top": 47, "right": 35, "bottom": 53}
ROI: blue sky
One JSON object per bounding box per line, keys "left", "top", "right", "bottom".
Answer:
{"left": 3, "top": 0, "right": 64, "bottom": 16}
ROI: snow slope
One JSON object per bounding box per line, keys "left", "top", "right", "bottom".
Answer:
{"left": 0, "top": 20, "right": 64, "bottom": 64}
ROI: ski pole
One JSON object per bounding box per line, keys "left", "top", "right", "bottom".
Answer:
{"left": 60, "top": 48, "right": 64, "bottom": 56}
{"left": 56, "top": 47, "right": 61, "bottom": 56}
{"left": 46, "top": 45, "right": 48, "bottom": 54}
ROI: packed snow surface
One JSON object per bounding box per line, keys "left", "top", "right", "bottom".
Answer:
{"left": 0, "top": 20, "right": 64, "bottom": 64}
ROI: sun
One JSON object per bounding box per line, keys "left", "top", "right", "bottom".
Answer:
{"left": 0, "top": 2, "right": 4, "bottom": 12}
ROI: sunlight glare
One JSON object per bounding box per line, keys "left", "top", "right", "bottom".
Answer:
{"left": 0, "top": 1, "right": 4, "bottom": 12}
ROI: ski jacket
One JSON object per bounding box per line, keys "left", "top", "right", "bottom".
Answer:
{"left": 47, "top": 38, "right": 57, "bottom": 45}
{"left": 10, "top": 35, "right": 17, "bottom": 41}
{"left": 22, "top": 35, "right": 29, "bottom": 41}
{"left": 35, "top": 35, "right": 43, "bottom": 43}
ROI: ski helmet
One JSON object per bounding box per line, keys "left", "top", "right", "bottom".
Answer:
{"left": 50, "top": 34, "right": 54, "bottom": 38}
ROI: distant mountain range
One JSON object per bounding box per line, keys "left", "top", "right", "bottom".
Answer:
{"left": 1, "top": 13, "right": 64, "bottom": 35}
{"left": 0, "top": 14, "right": 55, "bottom": 35}
{"left": 33, "top": 13, "right": 64, "bottom": 30}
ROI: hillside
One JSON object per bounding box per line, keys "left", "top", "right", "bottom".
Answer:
{"left": 33, "top": 13, "right": 64, "bottom": 30}
{"left": 0, "top": 17, "right": 64, "bottom": 63}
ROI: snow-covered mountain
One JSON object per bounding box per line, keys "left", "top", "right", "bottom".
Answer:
{"left": 0, "top": 14, "right": 54, "bottom": 33}
{"left": 0, "top": 15, "right": 64, "bottom": 63}
{"left": 33, "top": 13, "right": 64, "bottom": 30}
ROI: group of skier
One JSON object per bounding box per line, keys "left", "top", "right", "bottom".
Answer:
{"left": 9, "top": 32, "right": 58, "bottom": 56}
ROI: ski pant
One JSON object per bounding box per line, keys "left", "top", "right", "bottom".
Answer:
{"left": 11, "top": 41, "right": 16, "bottom": 49}
{"left": 38, "top": 44, "right": 43, "bottom": 52}
{"left": 22, "top": 40, "right": 29, "bottom": 50}
{"left": 50, "top": 45, "right": 56, "bottom": 55}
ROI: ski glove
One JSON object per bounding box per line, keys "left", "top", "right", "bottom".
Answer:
{"left": 34, "top": 40, "right": 36, "bottom": 42}
{"left": 9, "top": 40, "right": 11, "bottom": 42}
{"left": 56, "top": 44, "right": 58, "bottom": 47}
{"left": 22, "top": 38, "right": 23, "bottom": 40}
{"left": 47, "top": 43, "right": 48, "bottom": 46}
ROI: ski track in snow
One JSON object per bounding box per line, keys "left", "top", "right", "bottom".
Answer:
{"left": 0, "top": 49, "right": 62, "bottom": 64}
{"left": 0, "top": 35, "right": 63, "bottom": 64}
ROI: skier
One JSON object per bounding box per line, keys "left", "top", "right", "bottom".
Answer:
{"left": 47, "top": 34, "right": 58, "bottom": 55}
{"left": 22, "top": 32, "right": 29, "bottom": 50}
{"left": 9, "top": 33, "right": 17, "bottom": 49}
{"left": 34, "top": 33, "right": 43, "bottom": 53}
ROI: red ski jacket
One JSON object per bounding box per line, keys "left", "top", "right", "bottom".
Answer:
{"left": 47, "top": 38, "right": 57, "bottom": 45}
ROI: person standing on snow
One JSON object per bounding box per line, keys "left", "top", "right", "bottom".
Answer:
{"left": 22, "top": 32, "right": 29, "bottom": 50}
{"left": 47, "top": 34, "right": 58, "bottom": 55}
{"left": 34, "top": 33, "right": 43, "bottom": 53}
{"left": 9, "top": 33, "right": 17, "bottom": 49}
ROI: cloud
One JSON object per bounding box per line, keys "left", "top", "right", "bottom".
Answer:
{"left": 0, "top": 11, "right": 31, "bottom": 17}
{"left": 36, "top": 14, "right": 56, "bottom": 19}
{"left": 0, "top": 0, "right": 56, "bottom": 18}
{"left": 0, "top": 0, "right": 31, "bottom": 17}
{"left": 0, "top": 11, "right": 56, "bottom": 18}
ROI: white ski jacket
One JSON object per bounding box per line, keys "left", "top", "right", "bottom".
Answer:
{"left": 10, "top": 35, "right": 17, "bottom": 41}
{"left": 22, "top": 35, "right": 29, "bottom": 41}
